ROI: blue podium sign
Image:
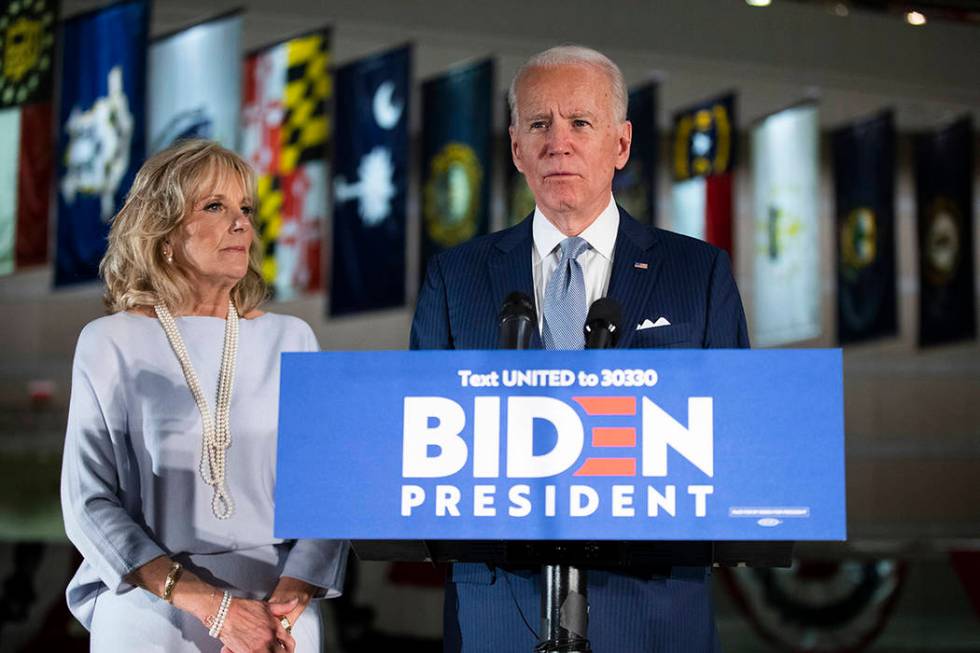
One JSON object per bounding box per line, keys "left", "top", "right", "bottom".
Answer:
{"left": 275, "top": 350, "right": 845, "bottom": 541}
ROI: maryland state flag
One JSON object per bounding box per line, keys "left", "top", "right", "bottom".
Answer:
{"left": 55, "top": 0, "right": 148, "bottom": 286}
{"left": 614, "top": 81, "right": 658, "bottom": 225}
{"left": 242, "top": 28, "right": 330, "bottom": 300}
{"left": 329, "top": 44, "right": 410, "bottom": 316}
{"left": 832, "top": 110, "right": 897, "bottom": 344}
{"left": 419, "top": 58, "right": 493, "bottom": 286}
{"left": 670, "top": 93, "right": 735, "bottom": 255}
{"left": 914, "top": 116, "right": 975, "bottom": 347}
{"left": 0, "top": 0, "right": 57, "bottom": 275}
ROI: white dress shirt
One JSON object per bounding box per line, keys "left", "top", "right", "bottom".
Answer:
{"left": 532, "top": 195, "right": 620, "bottom": 331}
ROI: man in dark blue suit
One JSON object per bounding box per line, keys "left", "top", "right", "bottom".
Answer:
{"left": 411, "top": 45, "right": 747, "bottom": 653}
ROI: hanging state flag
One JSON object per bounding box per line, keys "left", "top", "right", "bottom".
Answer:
{"left": 149, "top": 10, "right": 242, "bottom": 154}
{"left": 671, "top": 93, "right": 735, "bottom": 181}
{"left": 329, "top": 44, "right": 410, "bottom": 316}
{"left": 0, "top": 107, "right": 18, "bottom": 275}
{"left": 751, "top": 103, "right": 821, "bottom": 347}
{"left": 0, "top": 0, "right": 57, "bottom": 109}
{"left": 55, "top": 0, "right": 148, "bottom": 286}
{"left": 0, "top": 0, "right": 58, "bottom": 275}
{"left": 503, "top": 95, "right": 534, "bottom": 228}
{"left": 914, "top": 116, "right": 975, "bottom": 347}
{"left": 419, "top": 58, "right": 493, "bottom": 286}
{"left": 670, "top": 93, "right": 735, "bottom": 255}
{"left": 614, "top": 81, "right": 658, "bottom": 224}
{"left": 242, "top": 28, "right": 331, "bottom": 300}
{"left": 832, "top": 110, "right": 897, "bottom": 344}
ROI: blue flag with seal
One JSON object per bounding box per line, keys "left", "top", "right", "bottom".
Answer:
{"left": 613, "top": 81, "right": 658, "bottom": 225}
{"left": 914, "top": 116, "right": 975, "bottom": 347}
{"left": 276, "top": 349, "right": 846, "bottom": 541}
{"left": 419, "top": 58, "right": 493, "bottom": 288}
{"left": 55, "top": 0, "right": 148, "bottom": 286}
{"left": 329, "top": 44, "right": 411, "bottom": 316}
{"left": 832, "top": 110, "right": 897, "bottom": 344}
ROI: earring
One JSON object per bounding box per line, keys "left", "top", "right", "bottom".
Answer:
{"left": 163, "top": 244, "right": 173, "bottom": 264}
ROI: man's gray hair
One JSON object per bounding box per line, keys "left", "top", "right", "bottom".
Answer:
{"left": 508, "top": 45, "right": 628, "bottom": 126}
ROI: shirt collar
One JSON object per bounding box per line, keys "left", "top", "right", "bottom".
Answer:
{"left": 532, "top": 195, "right": 620, "bottom": 262}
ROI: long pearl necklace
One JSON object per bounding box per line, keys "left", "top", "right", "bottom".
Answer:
{"left": 154, "top": 300, "right": 238, "bottom": 519}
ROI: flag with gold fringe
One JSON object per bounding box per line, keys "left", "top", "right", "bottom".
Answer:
{"left": 241, "top": 28, "right": 331, "bottom": 299}
{"left": 0, "top": 0, "right": 57, "bottom": 275}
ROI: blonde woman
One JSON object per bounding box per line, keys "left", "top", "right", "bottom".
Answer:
{"left": 61, "top": 139, "right": 346, "bottom": 652}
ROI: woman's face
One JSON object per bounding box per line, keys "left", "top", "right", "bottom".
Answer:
{"left": 169, "top": 170, "right": 255, "bottom": 293}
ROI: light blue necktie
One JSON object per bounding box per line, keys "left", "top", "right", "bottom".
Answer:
{"left": 542, "top": 236, "right": 591, "bottom": 350}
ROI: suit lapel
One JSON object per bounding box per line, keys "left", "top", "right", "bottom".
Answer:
{"left": 606, "top": 209, "right": 662, "bottom": 348}
{"left": 488, "top": 215, "right": 542, "bottom": 348}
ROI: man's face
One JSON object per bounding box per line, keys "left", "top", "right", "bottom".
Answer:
{"left": 510, "top": 64, "right": 631, "bottom": 224}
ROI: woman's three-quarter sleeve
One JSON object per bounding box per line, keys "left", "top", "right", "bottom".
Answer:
{"left": 280, "top": 319, "right": 350, "bottom": 597}
{"left": 61, "top": 324, "right": 166, "bottom": 593}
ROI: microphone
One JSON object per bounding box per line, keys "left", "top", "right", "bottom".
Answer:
{"left": 498, "top": 292, "right": 537, "bottom": 350}
{"left": 584, "top": 297, "right": 622, "bottom": 349}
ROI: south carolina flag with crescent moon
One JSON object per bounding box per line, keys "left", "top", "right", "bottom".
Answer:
{"left": 329, "top": 44, "right": 411, "bottom": 316}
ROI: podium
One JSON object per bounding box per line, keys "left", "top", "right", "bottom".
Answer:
{"left": 275, "top": 349, "right": 845, "bottom": 650}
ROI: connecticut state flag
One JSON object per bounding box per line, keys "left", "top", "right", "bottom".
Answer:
{"left": 55, "top": 0, "right": 148, "bottom": 286}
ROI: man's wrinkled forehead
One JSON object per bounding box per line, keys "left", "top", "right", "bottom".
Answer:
{"left": 514, "top": 63, "right": 615, "bottom": 121}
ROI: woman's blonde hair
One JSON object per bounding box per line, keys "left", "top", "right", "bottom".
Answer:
{"left": 100, "top": 139, "right": 267, "bottom": 314}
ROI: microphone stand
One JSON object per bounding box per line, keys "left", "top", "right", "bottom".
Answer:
{"left": 535, "top": 300, "right": 620, "bottom": 653}
{"left": 535, "top": 562, "right": 590, "bottom": 652}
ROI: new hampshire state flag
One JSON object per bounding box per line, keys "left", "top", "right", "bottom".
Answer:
{"left": 55, "top": 0, "right": 148, "bottom": 286}
{"left": 419, "top": 58, "right": 493, "bottom": 287}
{"left": 329, "top": 44, "right": 410, "bottom": 316}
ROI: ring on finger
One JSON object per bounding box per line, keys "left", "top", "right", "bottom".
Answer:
{"left": 279, "top": 615, "right": 292, "bottom": 633}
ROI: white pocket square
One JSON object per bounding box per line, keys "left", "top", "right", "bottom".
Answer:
{"left": 636, "top": 317, "right": 671, "bottom": 330}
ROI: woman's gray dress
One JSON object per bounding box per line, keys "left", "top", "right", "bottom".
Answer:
{"left": 61, "top": 312, "right": 347, "bottom": 651}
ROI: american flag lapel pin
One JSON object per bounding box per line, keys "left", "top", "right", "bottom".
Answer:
{"left": 633, "top": 262, "right": 649, "bottom": 270}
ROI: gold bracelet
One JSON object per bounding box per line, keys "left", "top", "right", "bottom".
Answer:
{"left": 162, "top": 561, "right": 183, "bottom": 603}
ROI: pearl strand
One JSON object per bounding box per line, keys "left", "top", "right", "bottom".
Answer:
{"left": 155, "top": 301, "right": 239, "bottom": 519}
{"left": 207, "top": 590, "right": 233, "bottom": 638}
